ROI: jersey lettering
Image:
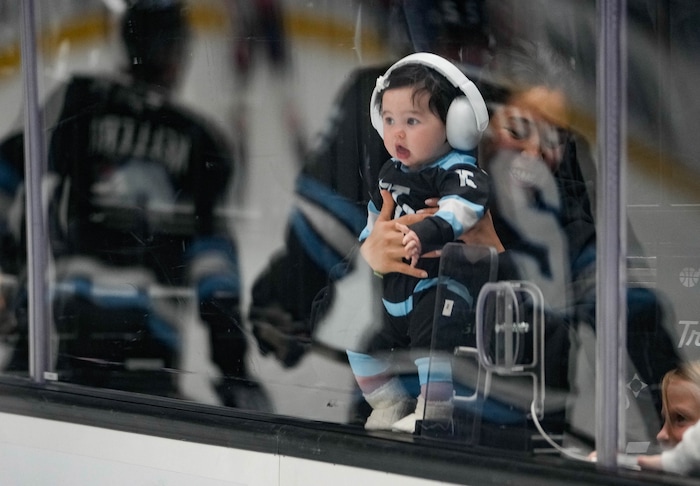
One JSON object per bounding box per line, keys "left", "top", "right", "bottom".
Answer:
{"left": 379, "top": 179, "right": 410, "bottom": 196}
{"left": 90, "top": 115, "right": 191, "bottom": 176}
{"left": 456, "top": 169, "right": 477, "bottom": 188}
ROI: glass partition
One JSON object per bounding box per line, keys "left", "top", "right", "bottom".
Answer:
{"left": 2, "top": 0, "right": 700, "bottom": 481}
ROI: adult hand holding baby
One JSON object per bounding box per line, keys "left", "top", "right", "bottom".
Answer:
{"left": 361, "top": 190, "right": 504, "bottom": 277}
{"left": 360, "top": 190, "right": 430, "bottom": 279}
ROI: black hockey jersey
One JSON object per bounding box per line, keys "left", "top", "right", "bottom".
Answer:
{"left": 0, "top": 73, "right": 247, "bottom": 392}
{"left": 361, "top": 150, "right": 490, "bottom": 255}
{"left": 47, "top": 74, "right": 234, "bottom": 277}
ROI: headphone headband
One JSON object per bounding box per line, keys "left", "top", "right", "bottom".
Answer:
{"left": 370, "top": 53, "right": 489, "bottom": 151}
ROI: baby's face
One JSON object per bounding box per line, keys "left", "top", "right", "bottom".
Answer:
{"left": 657, "top": 377, "right": 700, "bottom": 448}
{"left": 380, "top": 87, "right": 450, "bottom": 170}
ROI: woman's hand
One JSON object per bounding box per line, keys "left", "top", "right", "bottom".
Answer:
{"left": 360, "top": 191, "right": 506, "bottom": 277}
{"left": 359, "top": 190, "right": 430, "bottom": 278}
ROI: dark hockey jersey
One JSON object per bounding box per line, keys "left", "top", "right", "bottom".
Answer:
{"left": 0, "top": 73, "right": 247, "bottom": 389}
{"left": 361, "top": 150, "right": 490, "bottom": 255}
{"left": 249, "top": 65, "right": 390, "bottom": 366}
{"left": 46, "top": 74, "right": 234, "bottom": 277}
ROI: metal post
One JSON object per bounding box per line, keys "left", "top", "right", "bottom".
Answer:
{"left": 595, "top": 0, "right": 628, "bottom": 469}
{"left": 20, "top": 0, "right": 51, "bottom": 383}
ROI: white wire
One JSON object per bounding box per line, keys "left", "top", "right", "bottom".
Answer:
{"left": 529, "top": 400, "right": 594, "bottom": 463}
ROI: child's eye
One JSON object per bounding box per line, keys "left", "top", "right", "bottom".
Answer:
{"left": 671, "top": 413, "right": 689, "bottom": 426}
{"left": 407, "top": 118, "right": 420, "bottom": 126}
{"left": 383, "top": 116, "right": 394, "bottom": 126}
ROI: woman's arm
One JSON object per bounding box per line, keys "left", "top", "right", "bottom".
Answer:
{"left": 360, "top": 191, "right": 505, "bottom": 277}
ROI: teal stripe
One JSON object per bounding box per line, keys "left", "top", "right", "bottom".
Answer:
{"left": 346, "top": 350, "right": 389, "bottom": 377}
{"left": 381, "top": 277, "right": 472, "bottom": 316}
{"left": 383, "top": 295, "right": 413, "bottom": 317}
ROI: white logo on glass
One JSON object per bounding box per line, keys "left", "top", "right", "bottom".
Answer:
{"left": 679, "top": 267, "right": 700, "bottom": 288}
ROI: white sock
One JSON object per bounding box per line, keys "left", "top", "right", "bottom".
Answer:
{"left": 391, "top": 394, "right": 454, "bottom": 434}
{"left": 363, "top": 378, "right": 415, "bottom": 431}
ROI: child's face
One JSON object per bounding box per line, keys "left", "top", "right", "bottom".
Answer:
{"left": 658, "top": 377, "right": 700, "bottom": 448}
{"left": 380, "top": 87, "right": 450, "bottom": 170}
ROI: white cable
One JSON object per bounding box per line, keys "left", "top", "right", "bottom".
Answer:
{"left": 529, "top": 400, "right": 593, "bottom": 462}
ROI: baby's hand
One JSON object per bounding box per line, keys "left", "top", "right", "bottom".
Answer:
{"left": 396, "top": 223, "right": 422, "bottom": 267}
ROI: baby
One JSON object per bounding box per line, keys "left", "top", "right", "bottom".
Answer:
{"left": 348, "top": 52, "right": 489, "bottom": 432}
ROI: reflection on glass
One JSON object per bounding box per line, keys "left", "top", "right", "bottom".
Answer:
{"left": 2, "top": 0, "right": 700, "bottom": 480}
{"left": 0, "top": 0, "right": 25, "bottom": 377}
{"left": 0, "top": 0, "right": 269, "bottom": 409}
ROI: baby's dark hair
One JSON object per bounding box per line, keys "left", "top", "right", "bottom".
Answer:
{"left": 377, "top": 63, "right": 462, "bottom": 123}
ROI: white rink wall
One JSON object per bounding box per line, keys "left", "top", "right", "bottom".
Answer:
{"left": 0, "top": 412, "right": 459, "bottom": 486}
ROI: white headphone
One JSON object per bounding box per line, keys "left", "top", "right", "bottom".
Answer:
{"left": 370, "top": 52, "right": 489, "bottom": 151}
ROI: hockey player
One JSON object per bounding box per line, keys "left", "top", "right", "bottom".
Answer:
{"left": 0, "top": 0, "right": 269, "bottom": 410}
{"left": 247, "top": 0, "right": 493, "bottom": 372}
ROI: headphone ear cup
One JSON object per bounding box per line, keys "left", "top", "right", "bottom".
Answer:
{"left": 446, "top": 97, "right": 481, "bottom": 151}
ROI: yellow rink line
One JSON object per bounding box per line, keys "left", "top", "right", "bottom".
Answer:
{"left": 0, "top": 4, "right": 386, "bottom": 79}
